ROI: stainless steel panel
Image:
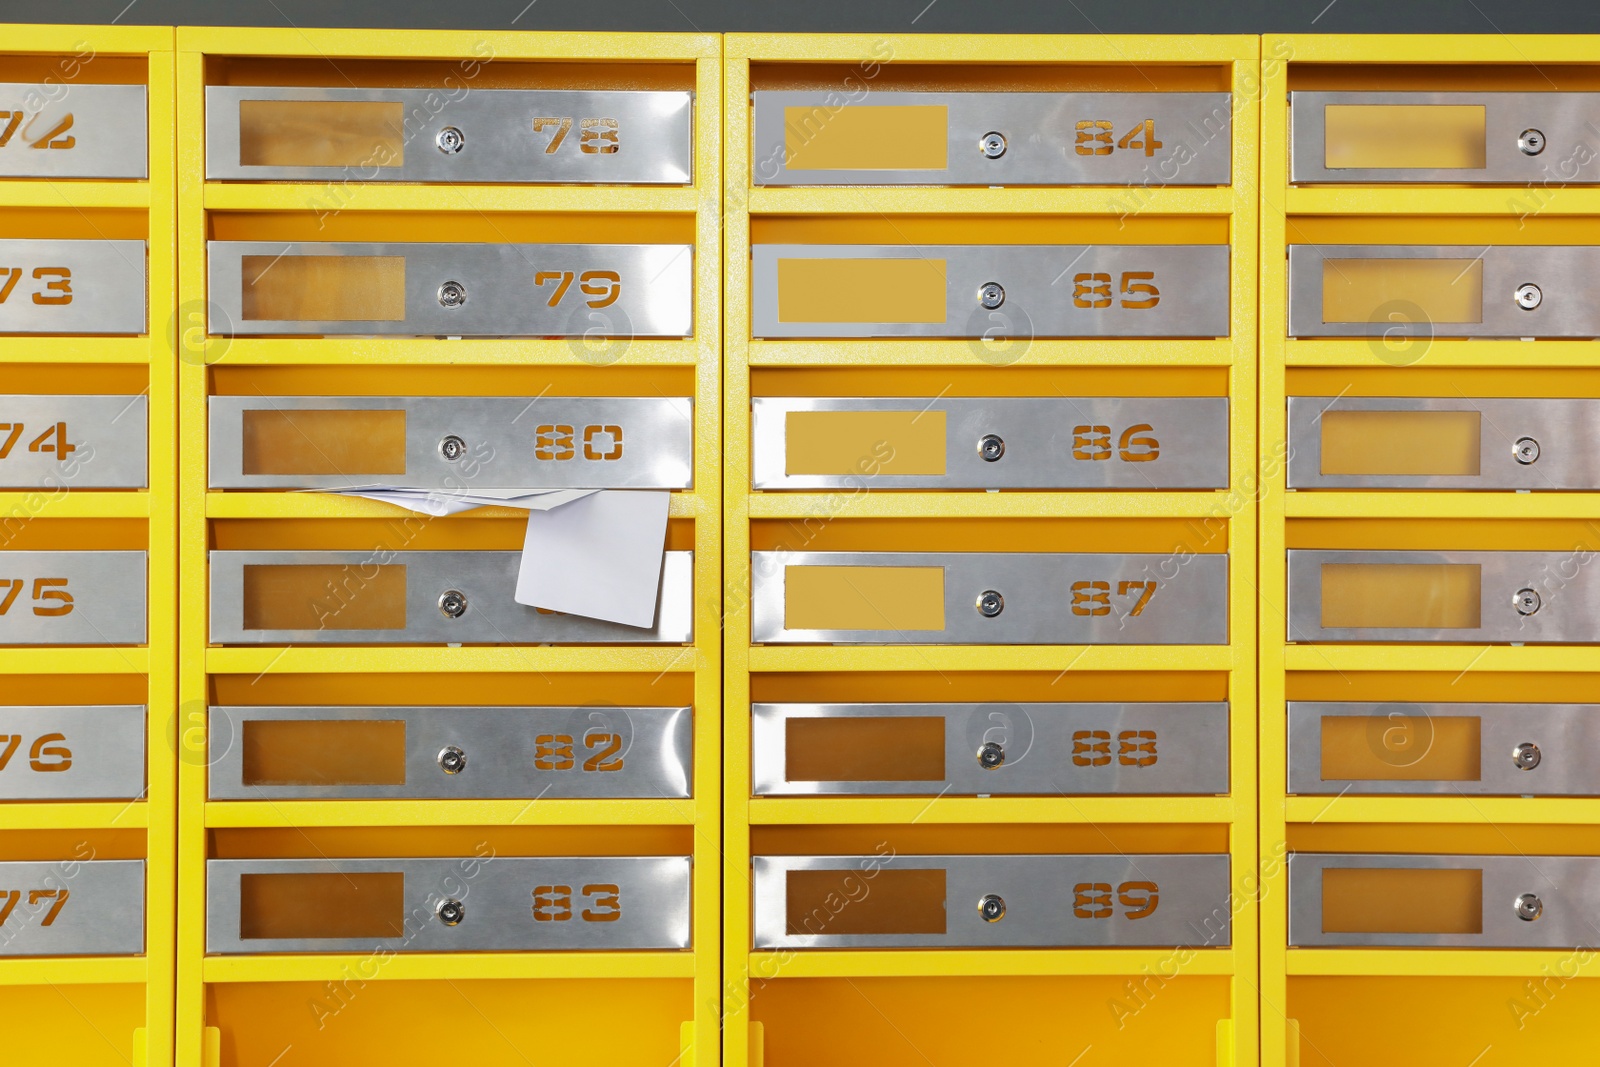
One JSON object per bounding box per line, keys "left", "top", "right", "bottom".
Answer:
{"left": 0, "top": 706, "right": 144, "bottom": 800}
{"left": 751, "top": 244, "right": 1229, "bottom": 339}
{"left": 752, "top": 702, "right": 1229, "bottom": 795}
{"left": 208, "top": 396, "right": 691, "bottom": 490}
{"left": 1287, "top": 550, "right": 1600, "bottom": 644}
{"left": 207, "top": 705, "right": 692, "bottom": 800}
{"left": 753, "top": 854, "right": 1231, "bottom": 949}
{"left": 206, "top": 856, "right": 691, "bottom": 953}
{"left": 206, "top": 87, "right": 692, "bottom": 183}
{"left": 1289, "top": 702, "right": 1600, "bottom": 796}
{"left": 0, "top": 84, "right": 146, "bottom": 179}
{"left": 751, "top": 551, "right": 1228, "bottom": 645}
{"left": 0, "top": 859, "right": 144, "bottom": 956}
{"left": 0, "top": 551, "right": 146, "bottom": 646}
{"left": 1290, "top": 853, "right": 1600, "bottom": 947}
{"left": 0, "top": 240, "right": 145, "bottom": 335}
{"left": 753, "top": 91, "right": 1231, "bottom": 186}
{"left": 208, "top": 241, "right": 692, "bottom": 338}
{"left": 0, "top": 395, "right": 147, "bottom": 489}
{"left": 1287, "top": 244, "right": 1600, "bottom": 339}
{"left": 208, "top": 549, "right": 692, "bottom": 645}
{"left": 1291, "top": 92, "right": 1600, "bottom": 184}
{"left": 752, "top": 397, "right": 1228, "bottom": 489}
{"left": 1287, "top": 396, "right": 1600, "bottom": 489}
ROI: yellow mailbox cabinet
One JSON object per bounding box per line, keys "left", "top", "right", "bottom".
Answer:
{"left": 174, "top": 28, "right": 722, "bottom": 1067}
{"left": 724, "top": 33, "right": 1260, "bottom": 1067}
{"left": 1260, "top": 33, "right": 1600, "bottom": 1067}
{"left": 0, "top": 23, "right": 178, "bottom": 1067}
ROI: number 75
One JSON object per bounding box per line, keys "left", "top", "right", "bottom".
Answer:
{"left": 0, "top": 578, "right": 72, "bottom": 617}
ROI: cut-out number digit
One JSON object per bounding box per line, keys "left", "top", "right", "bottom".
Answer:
{"left": 1115, "top": 119, "right": 1162, "bottom": 158}
{"left": 1074, "top": 120, "right": 1113, "bottom": 156}
{"left": 533, "top": 117, "right": 572, "bottom": 154}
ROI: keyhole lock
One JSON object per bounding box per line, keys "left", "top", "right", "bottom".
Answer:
{"left": 1512, "top": 741, "right": 1542, "bottom": 771}
{"left": 977, "top": 741, "right": 1006, "bottom": 770}
{"left": 1515, "top": 893, "right": 1544, "bottom": 921}
{"left": 438, "top": 745, "right": 467, "bottom": 775}
{"left": 436, "top": 898, "right": 466, "bottom": 926}
{"left": 439, "top": 589, "right": 469, "bottom": 619}
{"left": 1514, "top": 282, "right": 1543, "bottom": 311}
{"left": 980, "top": 131, "right": 1007, "bottom": 159}
{"left": 1515, "top": 588, "right": 1542, "bottom": 616}
{"left": 439, "top": 435, "right": 467, "bottom": 461}
{"left": 978, "top": 282, "right": 1006, "bottom": 310}
{"left": 978, "top": 894, "right": 1007, "bottom": 922}
{"left": 978, "top": 434, "right": 1006, "bottom": 462}
{"left": 1514, "top": 437, "right": 1541, "bottom": 465}
{"left": 1519, "top": 129, "right": 1546, "bottom": 156}
{"left": 977, "top": 589, "right": 1005, "bottom": 618}
{"left": 438, "top": 280, "right": 467, "bottom": 308}
{"left": 436, "top": 126, "right": 465, "bottom": 154}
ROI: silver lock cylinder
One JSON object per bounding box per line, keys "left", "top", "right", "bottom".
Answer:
{"left": 1515, "top": 892, "right": 1543, "bottom": 921}
{"left": 978, "top": 434, "right": 1005, "bottom": 462}
{"left": 1514, "top": 283, "right": 1542, "bottom": 311}
{"left": 978, "top": 893, "right": 1006, "bottom": 922}
{"left": 439, "top": 435, "right": 467, "bottom": 461}
{"left": 439, "top": 590, "right": 469, "bottom": 619}
{"left": 1512, "top": 741, "right": 1542, "bottom": 770}
{"left": 438, "top": 745, "right": 467, "bottom": 774}
{"left": 438, "top": 280, "right": 467, "bottom": 308}
{"left": 977, "top": 741, "right": 1005, "bottom": 770}
{"left": 436, "top": 898, "right": 466, "bottom": 925}
{"left": 1518, "top": 129, "right": 1546, "bottom": 156}
{"left": 978, "top": 282, "right": 1005, "bottom": 310}
{"left": 436, "top": 126, "right": 465, "bottom": 154}
{"left": 1515, "top": 588, "right": 1541, "bottom": 616}
{"left": 976, "top": 589, "right": 1005, "bottom": 618}
{"left": 979, "top": 132, "right": 1007, "bottom": 159}
{"left": 1513, "top": 437, "right": 1540, "bottom": 465}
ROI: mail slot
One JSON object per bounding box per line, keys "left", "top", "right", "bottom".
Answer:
{"left": 0, "top": 551, "right": 146, "bottom": 646}
{"left": 207, "top": 705, "right": 692, "bottom": 799}
{"left": 209, "top": 550, "right": 692, "bottom": 645}
{"left": 752, "top": 854, "right": 1230, "bottom": 949}
{"left": 752, "top": 702, "right": 1228, "bottom": 795}
{"left": 1289, "top": 701, "right": 1600, "bottom": 796}
{"left": 1287, "top": 245, "right": 1600, "bottom": 338}
{"left": 752, "top": 397, "right": 1228, "bottom": 489}
{"left": 0, "top": 859, "right": 144, "bottom": 956}
{"left": 209, "top": 396, "right": 692, "bottom": 489}
{"left": 1289, "top": 854, "right": 1600, "bottom": 947}
{"left": 751, "top": 244, "right": 1229, "bottom": 339}
{"left": 1286, "top": 396, "right": 1600, "bottom": 489}
{"left": 0, "top": 83, "right": 147, "bottom": 179}
{"left": 0, "top": 705, "right": 144, "bottom": 800}
{"left": 205, "top": 856, "right": 691, "bottom": 953}
{"left": 0, "top": 240, "right": 146, "bottom": 335}
{"left": 206, "top": 87, "right": 693, "bottom": 183}
{"left": 0, "top": 396, "right": 147, "bottom": 489}
{"left": 1290, "top": 92, "right": 1600, "bottom": 184}
{"left": 1287, "top": 550, "right": 1600, "bottom": 643}
{"left": 751, "top": 551, "right": 1227, "bottom": 645}
{"left": 752, "top": 91, "right": 1231, "bottom": 186}
{"left": 208, "top": 241, "right": 692, "bottom": 337}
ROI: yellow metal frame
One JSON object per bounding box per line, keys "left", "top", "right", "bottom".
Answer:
{"left": 0, "top": 23, "right": 177, "bottom": 1067}
{"left": 1259, "top": 34, "right": 1600, "bottom": 1067}
{"left": 174, "top": 27, "right": 720, "bottom": 1067}
{"left": 723, "top": 33, "right": 1259, "bottom": 1067}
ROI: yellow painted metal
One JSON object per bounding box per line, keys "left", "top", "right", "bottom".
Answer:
{"left": 0, "top": 23, "right": 177, "bottom": 1067}
{"left": 725, "top": 32, "right": 1259, "bottom": 1067}
{"left": 1259, "top": 34, "right": 1600, "bottom": 1067}
{"left": 174, "top": 27, "right": 721, "bottom": 1067}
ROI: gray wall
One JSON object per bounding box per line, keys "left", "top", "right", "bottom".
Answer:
{"left": 5, "top": 0, "right": 1600, "bottom": 35}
